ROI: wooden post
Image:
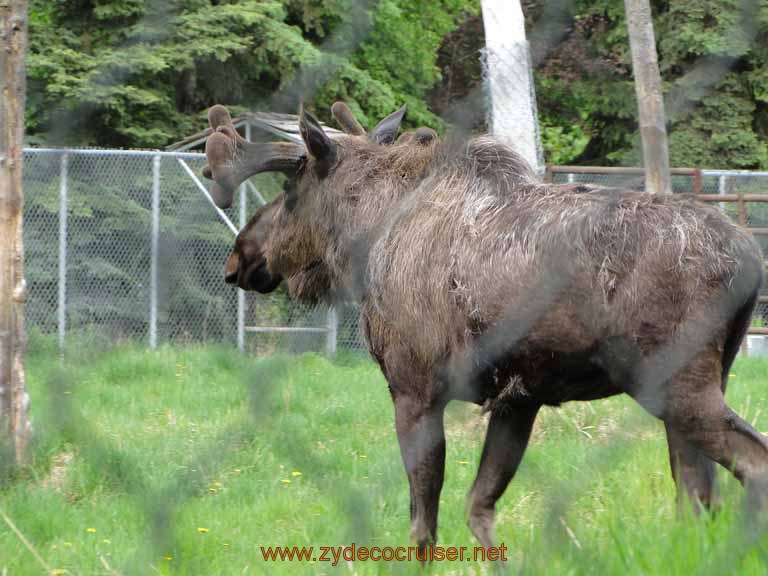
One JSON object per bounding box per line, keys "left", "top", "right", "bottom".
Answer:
{"left": 0, "top": 0, "right": 30, "bottom": 464}
{"left": 693, "top": 169, "right": 702, "bottom": 195}
{"left": 624, "top": 0, "right": 672, "bottom": 195}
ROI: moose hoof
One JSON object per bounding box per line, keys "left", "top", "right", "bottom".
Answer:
{"left": 467, "top": 506, "right": 496, "bottom": 550}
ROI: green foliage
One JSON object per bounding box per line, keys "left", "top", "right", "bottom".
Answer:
{"left": 25, "top": 0, "right": 768, "bottom": 168}
{"left": 668, "top": 74, "right": 768, "bottom": 168}
{"left": 535, "top": 0, "right": 768, "bottom": 169}
{"left": 26, "top": 0, "right": 478, "bottom": 148}
{"left": 340, "top": 0, "right": 476, "bottom": 129}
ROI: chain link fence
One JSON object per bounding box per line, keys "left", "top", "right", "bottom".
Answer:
{"left": 23, "top": 149, "right": 768, "bottom": 355}
{"left": 22, "top": 148, "right": 360, "bottom": 355}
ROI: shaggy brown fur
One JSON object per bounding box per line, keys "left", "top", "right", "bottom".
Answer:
{"left": 207, "top": 104, "right": 767, "bottom": 554}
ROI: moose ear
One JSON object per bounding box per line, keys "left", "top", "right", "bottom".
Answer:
{"left": 299, "top": 106, "right": 336, "bottom": 162}
{"left": 369, "top": 105, "right": 407, "bottom": 145}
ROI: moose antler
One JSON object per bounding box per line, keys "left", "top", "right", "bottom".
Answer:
{"left": 207, "top": 104, "right": 253, "bottom": 146}
{"left": 331, "top": 102, "right": 366, "bottom": 136}
{"left": 205, "top": 105, "right": 304, "bottom": 209}
{"left": 202, "top": 103, "right": 426, "bottom": 208}
{"left": 202, "top": 105, "right": 243, "bottom": 183}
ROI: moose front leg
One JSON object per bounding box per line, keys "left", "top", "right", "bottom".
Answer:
{"left": 467, "top": 403, "right": 539, "bottom": 550}
{"left": 393, "top": 393, "right": 447, "bottom": 552}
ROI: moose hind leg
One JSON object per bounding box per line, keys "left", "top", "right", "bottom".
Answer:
{"left": 665, "top": 424, "right": 718, "bottom": 512}
{"left": 658, "top": 352, "right": 768, "bottom": 509}
{"left": 467, "top": 403, "right": 539, "bottom": 550}
{"left": 393, "top": 394, "right": 446, "bottom": 552}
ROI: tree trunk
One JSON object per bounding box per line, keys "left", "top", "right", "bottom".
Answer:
{"left": 481, "top": 0, "right": 543, "bottom": 174}
{"left": 0, "top": 0, "right": 30, "bottom": 465}
{"left": 624, "top": 0, "right": 672, "bottom": 195}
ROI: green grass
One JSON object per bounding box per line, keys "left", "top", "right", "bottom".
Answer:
{"left": 3, "top": 339, "right": 768, "bottom": 574}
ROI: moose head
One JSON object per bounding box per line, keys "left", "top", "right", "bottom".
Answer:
{"left": 223, "top": 195, "right": 332, "bottom": 302}
{"left": 207, "top": 102, "right": 437, "bottom": 296}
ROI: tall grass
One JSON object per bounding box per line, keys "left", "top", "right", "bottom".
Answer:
{"left": 2, "top": 338, "right": 768, "bottom": 574}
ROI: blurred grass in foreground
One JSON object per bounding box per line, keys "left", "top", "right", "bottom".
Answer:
{"left": 2, "top": 336, "right": 768, "bottom": 574}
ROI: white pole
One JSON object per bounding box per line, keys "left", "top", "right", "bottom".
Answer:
{"left": 150, "top": 155, "right": 160, "bottom": 349}
{"left": 481, "top": 0, "right": 543, "bottom": 173}
{"left": 57, "top": 154, "right": 68, "bottom": 351}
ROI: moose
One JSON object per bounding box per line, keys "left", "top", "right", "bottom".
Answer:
{"left": 204, "top": 102, "right": 768, "bottom": 552}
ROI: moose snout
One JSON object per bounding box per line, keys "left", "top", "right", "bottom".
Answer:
{"left": 224, "top": 250, "right": 282, "bottom": 293}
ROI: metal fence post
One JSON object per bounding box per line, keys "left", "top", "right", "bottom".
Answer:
{"left": 246, "top": 181, "right": 268, "bottom": 206}
{"left": 150, "top": 155, "right": 161, "bottom": 349}
{"left": 237, "top": 190, "right": 246, "bottom": 353}
{"left": 326, "top": 306, "right": 338, "bottom": 356}
{"left": 237, "top": 124, "right": 251, "bottom": 353}
{"left": 58, "top": 153, "right": 68, "bottom": 351}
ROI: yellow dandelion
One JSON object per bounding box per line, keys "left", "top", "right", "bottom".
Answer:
{"left": 86, "top": 527, "right": 96, "bottom": 534}
{"left": 197, "top": 527, "right": 209, "bottom": 533}
{"left": 359, "top": 454, "right": 367, "bottom": 459}
{"left": 101, "top": 539, "right": 111, "bottom": 545}
{"left": 208, "top": 487, "right": 218, "bottom": 493}
{"left": 291, "top": 471, "right": 302, "bottom": 477}
{"left": 458, "top": 460, "right": 469, "bottom": 465}
{"left": 730, "top": 373, "right": 737, "bottom": 378}
{"left": 214, "top": 481, "right": 223, "bottom": 487}
{"left": 223, "top": 543, "right": 230, "bottom": 548}
{"left": 163, "top": 555, "right": 173, "bottom": 561}
{"left": 50, "top": 570, "right": 67, "bottom": 575}
{"left": 280, "top": 479, "right": 291, "bottom": 484}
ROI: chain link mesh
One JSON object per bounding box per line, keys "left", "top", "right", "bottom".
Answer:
{"left": 22, "top": 149, "right": 343, "bottom": 353}
{"left": 23, "top": 151, "right": 61, "bottom": 335}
